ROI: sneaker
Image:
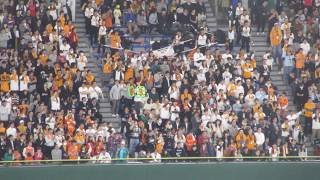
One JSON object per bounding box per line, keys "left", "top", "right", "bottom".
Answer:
{"left": 257, "top": 32, "right": 260, "bottom": 35}
{"left": 112, "top": 114, "right": 116, "bottom": 117}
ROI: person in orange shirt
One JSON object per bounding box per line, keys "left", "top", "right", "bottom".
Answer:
{"left": 53, "top": 70, "right": 64, "bottom": 89}
{"left": 23, "top": 141, "right": 35, "bottom": 160}
{"left": 124, "top": 65, "right": 134, "bottom": 82}
{"left": 235, "top": 129, "right": 247, "bottom": 149}
{"left": 242, "top": 59, "right": 253, "bottom": 79}
{"left": 39, "top": 50, "right": 49, "bottom": 65}
{"left": 185, "top": 132, "right": 196, "bottom": 153}
{"left": 278, "top": 92, "right": 289, "bottom": 110}
{"left": 246, "top": 129, "right": 256, "bottom": 153}
{"left": 104, "top": 10, "right": 113, "bottom": 29}
{"left": 63, "top": 21, "right": 72, "bottom": 37}
{"left": 0, "top": 72, "right": 10, "bottom": 93}
{"left": 18, "top": 100, "right": 29, "bottom": 117}
{"left": 85, "top": 70, "right": 95, "bottom": 85}
{"left": 74, "top": 130, "right": 85, "bottom": 149}
{"left": 0, "top": 122, "right": 5, "bottom": 134}
{"left": 17, "top": 120, "right": 27, "bottom": 134}
{"left": 180, "top": 88, "right": 192, "bottom": 102}
{"left": 59, "top": 11, "right": 66, "bottom": 27}
{"left": 68, "top": 140, "right": 79, "bottom": 160}
{"left": 65, "top": 112, "right": 76, "bottom": 136}
{"left": 270, "top": 23, "right": 282, "bottom": 65}
{"left": 108, "top": 30, "right": 121, "bottom": 54}
{"left": 304, "top": 98, "right": 316, "bottom": 136}
{"left": 102, "top": 58, "right": 113, "bottom": 84}
{"left": 295, "top": 48, "right": 306, "bottom": 77}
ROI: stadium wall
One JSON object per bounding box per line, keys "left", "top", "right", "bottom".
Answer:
{"left": 0, "top": 162, "right": 319, "bottom": 180}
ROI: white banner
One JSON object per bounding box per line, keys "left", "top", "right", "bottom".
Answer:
{"left": 152, "top": 45, "right": 175, "bottom": 58}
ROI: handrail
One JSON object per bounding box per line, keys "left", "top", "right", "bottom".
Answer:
{"left": 0, "top": 156, "right": 319, "bottom": 164}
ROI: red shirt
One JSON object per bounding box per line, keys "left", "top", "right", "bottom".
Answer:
{"left": 34, "top": 151, "right": 43, "bottom": 160}
{"left": 304, "top": 0, "right": 313, "bottom": 6}
{"left": 28, "top": 3, "right": 37, "bottom": 17}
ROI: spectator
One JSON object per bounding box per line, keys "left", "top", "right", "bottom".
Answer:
{"left": 270, "top": 23, "right": 282, "bottom": 70}
{"left": 109, "top": 80, "right": 121, "bottom": 117}
{"left": 51, "top": 144, "right": 62, "bottom": 160}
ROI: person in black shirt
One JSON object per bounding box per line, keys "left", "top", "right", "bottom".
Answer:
{"left": 158, "top": 10, "right": 169, "bottom": 34}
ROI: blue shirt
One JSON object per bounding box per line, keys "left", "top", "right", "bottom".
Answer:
{"left": 125, "top": 13, "right": 136, "bottom": 23}
{"left": 232, "top": 0, "right": 239, "bottom": 8}
{"left": 255, "top": 91, "right": 266, "bottom": 103}
{"left": 118, "top": 147, "right": 129, "bottom": 159}
{"left": 282, "top": 54, "right": 294, "bottom": 67}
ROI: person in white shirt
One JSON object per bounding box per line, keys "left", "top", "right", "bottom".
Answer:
{"left": 85, "top": 3, "right": 94, "bottom": 33}
{"left": 79, "top": 84, "right": 89, "bottom": 101}
{"left": 98, "top": 22, "right": 107, "bottom": 53}
{"left": 239, "top": 10, "right": 250, "bottom": 26}
{"left": 60, "top": 40, "right": 70, "bottom": 56}
{"left": 193, "top": 48, "right": 205, "bottom": 67}
{"left": 19, "top": 72, "right": 30, "bottom": 92}
{"left": 160, "top": 103, "right": 171, "bottom": 120}
{"left": 168, "top": 83, "right": 180, "bottom": 100}
{"left": 300, "top": 39, "right": 310, "bottom": 55}
{"left": 90, "top": 11, "right": 100, "bottom": 45}
{"left": 6, "top": 123, "right": 17, "bottom": 138}
{"left": 241, "top": 22, "right": 251, "bottom": 52}
{"left": 286, "top": 111, "right": 301, "bottom": 128}
{"left": 77, "top": 51, "right": 88, "bottom": 71}
{"left": 98, "top": 149, "right": 111, "bottom": 163}
{"left": 235, "top": 2, "right": 243, "bottom": 17}
{"left": 51, "top": 92, "right": 60, "bottom": 111}
{"left": 66, "top": 49, "right": 76, "bottom": 65}
{"left": 197, "top": 29, "right": 207, "bottom": 54}
{"left": 109, "top": 81, "right": 122, "bottom": 116}
{"left": 0, "top": 100, "right": 11, "bottom": 121}
{"left": 88, "top": 82, "right": 104, "bottom": 100}
{"left": 255, "top": 127, "right": 265, "bottom": 148}
{"left": 227, "top": 27, "right": 235, "bottom": 51}
{"left": 222, "top": 68, "right": 232, "bottom": 83}
{"left": 312, "top": 112, "right": 320, "bottom": 141}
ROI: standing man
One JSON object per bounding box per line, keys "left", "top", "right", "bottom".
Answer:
{"left": 304, "top": 98, "right": 316, "bottom": 137}
{"left": 109, "top": 80, "right": 121, "bottom": 117}
{"left": 282, "top": 49, "right": 294, "bottom": 84}
{"left": 256, "top": 1, "right": 268, "bottom": 35}
{"left": 90, "top": 10, "right": 100, "bottom": 46}
{"left": 270, "top": 23, "right": 282, "bottom": 70}
{"left": 84, "top": 2, "right": 94, "bottom": 34}
{"left": 241, "top": 21, "right": 251, "bottom": 53}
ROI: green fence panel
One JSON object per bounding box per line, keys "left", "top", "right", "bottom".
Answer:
{"left": 0, "top": 162, "right": 319, "bottom": 180}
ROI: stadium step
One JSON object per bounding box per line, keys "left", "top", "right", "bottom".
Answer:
{"left": 75, "top": 0, "right": 119, "bottom": 128}
{"left": 203, "top": 0, "right": 217, "bottom": 31}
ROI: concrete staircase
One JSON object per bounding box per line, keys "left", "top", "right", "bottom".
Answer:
{"left": 203, "top": 0, "right": 296, "bottom": 111}
{"left": 74, "top": 0, "right": 120, "bottom": 129}
{"left": 250, "top": 32, "right": 296, "bottom": 111}
{"left": 203, "top": 0, "right": 217, "bottom": 31}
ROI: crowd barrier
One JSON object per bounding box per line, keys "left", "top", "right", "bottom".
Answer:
{"left": 0, "top": 155, "right": 320, "bottom": 164}
{"left": 0, "top": 158, "right": 319, "bottom": 180}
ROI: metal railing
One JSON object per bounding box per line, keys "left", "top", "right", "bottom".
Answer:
{"left": 0, "top": 156, "right": 319, "bottom": 166}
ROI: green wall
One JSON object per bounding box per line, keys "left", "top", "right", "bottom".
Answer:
{"left": 0, "top": 162, "right": 319, "bottom": 180}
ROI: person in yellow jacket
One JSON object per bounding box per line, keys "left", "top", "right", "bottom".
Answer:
{"left": 0, "top": 72, "right": 10, "bottom": 93}
{"left": 304, "top": 98, "right": 316, "bottom": 136}
{"left": 270, "top": 23, "right": 283, "bottom": 69}
{"left": 242, "top": 59, "right": 254, "bottom": 79}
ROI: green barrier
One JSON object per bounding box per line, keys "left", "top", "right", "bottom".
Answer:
{"left": 0, "top": 162, "right": 320, "bottom": 180}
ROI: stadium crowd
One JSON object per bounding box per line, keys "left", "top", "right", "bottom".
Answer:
{"left": 0, "top": 0, "right": 318, "bottom": 163}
